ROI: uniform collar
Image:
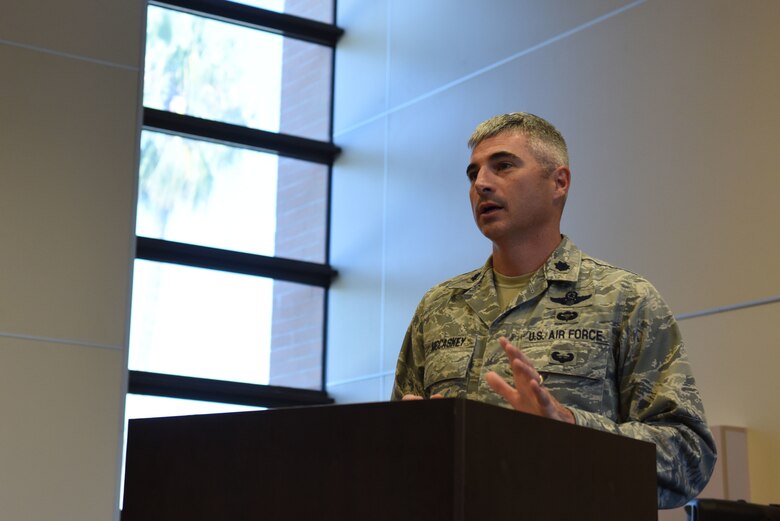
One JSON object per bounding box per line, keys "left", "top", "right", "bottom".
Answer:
{"left": 443, "top": 237, "right": 583, "bottom": 327}
{"left": 447, "top": 235, "right": 582, "bottom": 291}
{"left": 447, "top": 258, "right": 493, "bottom": 291}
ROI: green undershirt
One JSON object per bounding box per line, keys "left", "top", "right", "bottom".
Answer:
{"left": 493, "top": 269, "right": 534, "bottom": 310}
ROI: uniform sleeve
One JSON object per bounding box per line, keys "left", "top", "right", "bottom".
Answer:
{"left": 570, "top": 287, "right": 717, "bottom": 509}
{"left": 390, "top": 301, "right": 427, "bottom": 400}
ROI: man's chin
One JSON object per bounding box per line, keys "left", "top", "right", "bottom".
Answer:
{"left": 477, "top": 222, "right": 506, "bottom": 242}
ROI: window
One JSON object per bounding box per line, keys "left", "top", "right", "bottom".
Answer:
{"left": 128, "top": 0, "right": 343, "bottom": 416}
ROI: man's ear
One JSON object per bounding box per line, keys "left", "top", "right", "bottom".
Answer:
{"left": 551, "top": 166, "right": 571, "bottom": 198}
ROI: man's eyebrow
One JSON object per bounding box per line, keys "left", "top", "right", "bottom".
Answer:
{"left": 466, "top": 151, "right": 522, "bottom": 175}
{"left": 487, "top": 151, "right": 522, "bottom": 163}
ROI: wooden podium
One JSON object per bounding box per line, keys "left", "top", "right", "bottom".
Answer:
{"left": 122, "top": 399, "right": 657, "bottom": 520}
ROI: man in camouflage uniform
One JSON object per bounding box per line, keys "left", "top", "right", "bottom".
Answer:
{"left": 391, "top": 112, "right": 716, "bottom": 509}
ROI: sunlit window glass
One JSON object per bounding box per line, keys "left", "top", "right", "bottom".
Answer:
{"left": 144, "top": 4, "right": 333, "bottom": 141}
{"left": 130, "top": 261, "right": 274, "bottom": 384}
{"left": 144, "top": 5, "right": 282, "bottom": 132}
{"left": 137, "top": 131, "right": 328, "bottom": 262}
{"left": 232, "top": 0, "right": 335, "bottom": 24}
{"left": 136, "top": 131, "right": 278, "bottom": 256}
{"left": 230, "top": 0, "right": 286, "bottom": 15}
{"left": 129, "top": 261, "right": 325, "bottom": 388}
{"left": 125, "top": 394, "right": 265, "bottom": 420}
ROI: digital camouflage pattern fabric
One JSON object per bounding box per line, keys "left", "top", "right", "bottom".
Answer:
{"left": 392, "top": 236, "right": 716, "bottom": 509}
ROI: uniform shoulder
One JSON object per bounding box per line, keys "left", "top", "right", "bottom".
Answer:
{"left": 417, "top": 267, "right": 483, "bottom": 305}
{"left": 426, "top": 267, "right": 482, "bottom": 293}
{"left": 580, "top": 252, "right": 661, "bottom": 299}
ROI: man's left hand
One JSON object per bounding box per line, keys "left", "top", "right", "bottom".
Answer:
{"left": 485, "top": 336, "right": 575, "bottom": 424}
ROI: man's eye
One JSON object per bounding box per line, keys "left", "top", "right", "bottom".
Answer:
{"left": 466, "top": 171, "right": 477, "bottom": 182}
{"left": 496, "top": 162, "right": 512, "bottom": 170}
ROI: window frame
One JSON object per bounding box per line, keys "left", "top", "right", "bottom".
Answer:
{"left": 130, "top": 0, "right": 343, "bottom": 409}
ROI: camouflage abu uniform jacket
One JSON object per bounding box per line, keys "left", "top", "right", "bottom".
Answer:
{"left": 391, "top": 236, "right": 716, "bottom": 509}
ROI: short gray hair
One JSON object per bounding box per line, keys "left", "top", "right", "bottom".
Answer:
{"left": 468, "top": 112, "right": 569, "bottom": 173}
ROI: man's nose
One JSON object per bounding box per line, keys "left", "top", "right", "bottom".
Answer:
{"left": 473, "top": 168, "right": 494, "bottom": 192}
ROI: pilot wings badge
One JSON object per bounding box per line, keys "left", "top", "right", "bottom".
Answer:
{"left": 550, "top": 291, "right": 592, "bottom": 306}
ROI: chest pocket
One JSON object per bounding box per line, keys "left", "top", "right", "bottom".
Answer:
{"left": 534, "top": 341, "right": 611, "bottom": 413}
{"left": 423, "top": 347, "right": 472, "bottom": 398}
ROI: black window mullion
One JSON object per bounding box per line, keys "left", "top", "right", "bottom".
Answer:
{"left": 136, "top": 237, "right": 337, "bottom": 288}
{"left": 143, "top": 108, "right": 341, "bottom": 165}
{"left": 128, "top": 370, "right": 334, "bottom": 408}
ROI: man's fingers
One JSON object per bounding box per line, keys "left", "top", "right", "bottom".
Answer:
{"left": 402, "top": 393, "right": 445, "bottom": 400}
{"left": 532, "top": 381, "right": 554, "bottom": 411}
{"left": 485, "top": 371, "right": 517, "bottom": 403}
{"left": 531, "top": 380, "right": 575, "bottom": 423}
{"left": 511, "top": 357, "right": 543, "bottom": 388}
{"left": 499, "top": 337, "right": 537, "bottom": 374}
{"left": 491, "top": 343, "right": 576, "bottom": 424}
{"left": 498, "top": 336, "right": 521, "bottom": 362}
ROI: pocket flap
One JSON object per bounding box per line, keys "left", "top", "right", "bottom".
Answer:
{"left": 424, "top": 348, "right": 471, "bottom": 390}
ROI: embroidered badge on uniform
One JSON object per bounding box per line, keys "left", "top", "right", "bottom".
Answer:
{"left": 551, "top": 291, "right": 591, "bottom": 306}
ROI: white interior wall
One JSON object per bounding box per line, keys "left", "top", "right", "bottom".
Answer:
{"left": 330, "top": 0, "right": 780, "bottom": 505}
{"left": 0, "top": 1, "right": 144, "bottom": 519}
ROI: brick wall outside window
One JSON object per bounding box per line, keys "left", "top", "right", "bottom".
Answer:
{"left": 269, "top": 0, "right": 333, "bottom": 389}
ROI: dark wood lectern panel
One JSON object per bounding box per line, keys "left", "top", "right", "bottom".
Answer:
{"left": 122, "top": 399, "right": 656, "bottom": 521}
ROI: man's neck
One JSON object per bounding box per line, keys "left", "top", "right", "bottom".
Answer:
{"left": 491, "top": 232, "right": 563, "bottom": 277}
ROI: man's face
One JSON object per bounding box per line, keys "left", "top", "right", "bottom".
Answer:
{"left": 467, "top": 132, "right": 566, "bottom": 244}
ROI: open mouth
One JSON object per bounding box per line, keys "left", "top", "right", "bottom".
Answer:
{"left": 478, "top": 201, "right": 503, "bottom": 216}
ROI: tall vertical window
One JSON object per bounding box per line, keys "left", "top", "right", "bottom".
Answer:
{"left": 128, "top": 0, "right": 342, "bottom": 418}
